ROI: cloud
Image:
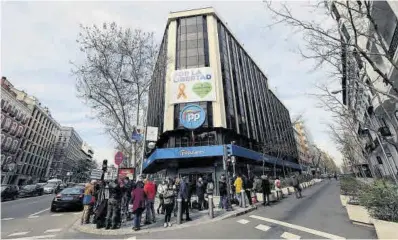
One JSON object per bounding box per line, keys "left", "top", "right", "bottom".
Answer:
{"left": 2, "top": 1, "right": 343, "bottom": 166}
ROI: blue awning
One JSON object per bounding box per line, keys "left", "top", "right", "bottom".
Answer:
{"left": 143, "top": 144, "right": 303, "bottom": 171}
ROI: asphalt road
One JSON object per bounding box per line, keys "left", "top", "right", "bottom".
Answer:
{"left": 1, "top": 193, "right": 82, "bottom": 239}
{"left": 58, "top": 180, "right": 377, "bottom": 239}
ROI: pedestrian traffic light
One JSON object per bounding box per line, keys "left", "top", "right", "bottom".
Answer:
{"left": 227, "top": 144, "right": 232, "bottom": 159}
{"left": 102, "top": 159, "right": 108, "bottom": 172}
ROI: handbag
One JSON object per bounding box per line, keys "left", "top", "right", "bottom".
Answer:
{"left": 90, "top": 196, "right": 96, "bottom": 205}
{"left": 83, "top": 195, "right": 92, "bottom": 205}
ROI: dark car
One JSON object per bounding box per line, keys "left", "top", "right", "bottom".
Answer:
{"left": 1, "top": 185, "right": 19, "bottom": 201}
{"left": 50, "top": 187, "right": 84, "bottom": 212}
{"left": 19, "top": 184, "right": 44, "bottom": 198}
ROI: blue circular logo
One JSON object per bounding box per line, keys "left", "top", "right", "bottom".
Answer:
{"left": 179, "top": 104, "right": 206, "bottom": 130}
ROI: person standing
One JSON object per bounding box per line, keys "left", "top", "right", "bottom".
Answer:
{"left": 131, "top": 180, "right": 146, "bottom": 231}
{"left": 143, "top": 176, "right": 157, "bottom": 224}
{"left": 82, "top": 180, "right": 95, "bottom": 224}
{"left": 179, "top": 176, "right": 191, "bottom": 221}
{"left": 234, "top": 174, "right": 243, "bottom": 206}
{"left": 196, "top": 177, "right": 205, "bottom": 210}
{"left": 274, "top": 177, "right": 281, "bottom": 200}
{"left": 261, "top": 175, "right": 271, "bottom": 206}
{"left": 218, "top": 175, "right": 228, "bottom": 210}
{"left": 105, "top": 179, "right": 122, "bottom": 229}
{"left": 291, "top": 174, "right": 302, "bottom": 199}
{"left": 162, "top": 178, "right": 175, "bottom": 227}
{"left": 243, "top": 175, "right": 253, "bottom": 206}
{"left": 173, "top": 178, "right": 180, "bottom": 217}
{"left": 206, "top": 177, "right": 215, "bottom": 209}
{"left": 157, "top": 179, "right": 167, "bottom": 214}
{"left": 120, "top": 177, "right": 132, "bottom": 221}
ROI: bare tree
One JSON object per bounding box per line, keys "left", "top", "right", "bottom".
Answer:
{"left": 71, "top": 22, "right": 161, "bottom": 168}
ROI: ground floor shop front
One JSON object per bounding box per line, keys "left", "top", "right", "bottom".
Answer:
{"left": 143, "top": 144, "right": 305, "bottom": 196}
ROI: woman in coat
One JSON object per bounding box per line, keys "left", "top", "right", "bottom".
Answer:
{"left": 131, "top": 181, "right": 146, "bottom": 231}
{"left": 261, "top": 175, "right": 271, "bottom": 206}
{"left": 162, "top": 178, "right": 175, "bottom": 227}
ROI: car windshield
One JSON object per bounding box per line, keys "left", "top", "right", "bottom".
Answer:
{"left": 61, "top": 188, "right": 82, "bottom": 195}
{"left": 22, "top": 185, "right": 36, "bottom": 190}
{"left": 44, "top": 183, "right": 56, "bottom": 188}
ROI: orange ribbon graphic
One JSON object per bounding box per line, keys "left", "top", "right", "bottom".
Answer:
{"left": 177, "top": 83, "right": 187, "bottom": 99}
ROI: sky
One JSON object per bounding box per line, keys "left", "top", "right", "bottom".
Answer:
{"left": 1, "top": 0, "right": 343, "bottom": 166}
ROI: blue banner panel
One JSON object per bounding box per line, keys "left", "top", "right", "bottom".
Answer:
{"left": 143, "top": 145, "right": 224, "bottom": 170}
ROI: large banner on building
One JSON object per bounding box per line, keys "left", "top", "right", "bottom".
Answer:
{"left": 170, "top": 67, "right": 216, "bottom": 104}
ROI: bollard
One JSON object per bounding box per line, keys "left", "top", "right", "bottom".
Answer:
{"left": 208, "top": 195, "right": 214, "bottom": 218}
{"left": 177, "top": 198, "right": 182, "bottom": 225}
{"left": 240, "top": 190, "right": 246, "bottom": 208}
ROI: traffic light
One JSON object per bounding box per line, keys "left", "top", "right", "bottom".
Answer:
{"left": 102, "top": 159, "right": 108, "bottom": 172}
{"left": 226, "top": 144, "right": 232, "bottom": 159}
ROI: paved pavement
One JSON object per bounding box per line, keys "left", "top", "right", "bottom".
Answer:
{"left": 1, "top": 193, "right": 82, "bottom": 239}
{"left": 57, "top": 180, "right": 377, "bottom": 239}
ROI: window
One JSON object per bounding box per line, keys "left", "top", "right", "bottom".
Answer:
{"left": 331, "top": 4, "right": 340, "bottom": 21}
{"left": 376, "top": 156, "right": 383, "bottom": 164}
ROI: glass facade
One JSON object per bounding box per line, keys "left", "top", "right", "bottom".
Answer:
{"left": 147, "top": 27, "right": 168, "bottom": 133}
{"left": 217, "top": 20, "right": 298, "bottom": 161}
{"left": 146, "top": 13, "right": 298, "bottom": 163}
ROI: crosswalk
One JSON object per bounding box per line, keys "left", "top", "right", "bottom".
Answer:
{"left": 236, "top": 215, "right": 346, "bottom": 239}
{"left": 4, "top": 228, "right": 62, "bottom": 239}
{"left": 1, "top": 211, "right": 82, "bottom": 222}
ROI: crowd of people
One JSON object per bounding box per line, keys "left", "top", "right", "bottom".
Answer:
{"left": 81, "top": 172, "right": 309, "bottom": 232}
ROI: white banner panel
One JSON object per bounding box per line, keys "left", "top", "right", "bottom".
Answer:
{"left": 146, "top": 126, "right": 159, "bottom": 142}
{"left": 170, "top": 67, "right": 216, "bottom": 104}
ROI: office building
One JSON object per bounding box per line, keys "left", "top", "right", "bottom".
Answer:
{"left": 144, "top": 7, "right": 300, "bottom": 185}
{"left": 1, "top": 77, "right": 33, "bottom": 184}
{"left": 293, "top": 122, "right": 312, "bottom": 169}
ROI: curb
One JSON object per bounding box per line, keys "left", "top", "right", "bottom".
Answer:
{"left": 73, "top": 205, "right": 258, "bottom": 236}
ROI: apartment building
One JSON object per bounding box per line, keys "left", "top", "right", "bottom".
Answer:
{"left": 330, "top": 0, "right": 398, "bottom": 178}
{"left": 50, "top": 127, "right": 87, "bottom": 182}
{"left": 1, "top": 77, "right": 33, "bottom": 184}
{"left": 293, "top": 121, "right": 313, "bottom": 167}
{"left": 7, "top": 83, "right": 61, "bottom": 185}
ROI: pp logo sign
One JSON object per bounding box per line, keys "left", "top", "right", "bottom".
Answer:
{"left": 180, "top": 105, "right": 206, "bottom": 130}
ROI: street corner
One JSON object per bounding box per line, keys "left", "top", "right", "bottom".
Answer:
{"left": 72, "top": 205, "right": 259, "bottom": 236}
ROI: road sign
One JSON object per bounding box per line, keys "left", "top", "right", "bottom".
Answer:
{"left": 132, "top": 127, "right": 143, "bottom": 142}
{"left": 115, "top": 151, "right": 124, "bottom": 166}
{"left": 90, "top": 169, "right": 103, "bottom": 180}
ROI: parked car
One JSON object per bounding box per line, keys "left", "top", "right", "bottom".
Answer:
{"left": 37, "top": 183, "right": 47, "bottom": 187}
{"left": 1, "top": 185, "right": 19, "bottom": 201}
{"left": 50, "top": 187, "right": 84, "bottom": 212}
{"left": 43, "top": 183, "right": 60, "bottom": 194}
{"left": 18, "top": 184, "right": 44, "bottom": 198}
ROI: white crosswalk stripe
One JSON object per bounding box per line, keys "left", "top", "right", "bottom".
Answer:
{"left": 44, "top": 228, "right": 62, "bottom": 233}
{"left": 281, "top": 232, "right": 301, "bottom": 239}
{"left": 7, "top": 232, "right": 30, "bottom": 237}
{"left": 255, "top": 224, "right": 271, "bottom": 232}
{"left": 237, "top": 219, "right": 250, "bottom": 224}
{"left": 28, "top": 216, "right": 39, "bottom": 219}
{"left": 50, "top": 214, "right": 63, "bottom": 217}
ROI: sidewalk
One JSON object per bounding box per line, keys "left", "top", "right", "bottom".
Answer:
{"left": 73, "top": 204, "right": 258, "bottom": 236}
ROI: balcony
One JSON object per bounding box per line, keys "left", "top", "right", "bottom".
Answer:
{"left": 378, "top": 126, "right": 392, "bottom": 137}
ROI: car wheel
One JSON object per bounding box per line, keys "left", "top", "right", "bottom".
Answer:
{"left": 50, "top": 205, "right": 57, "bottom": 212}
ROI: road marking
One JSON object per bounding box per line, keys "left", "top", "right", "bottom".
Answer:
{"left": 44, "top": 228, "right": 62, "bottom": 233}
{"left": 51, "top": 214, "right": 63, "bottom": 217}
{"left": 73, "top": 212, "right": 81, "bottom": 215}
{"left": 28, "top": 216, "right": 39, "bottom": 219}
{"left": 249, "top": 215, "right": 345, "bottom": 239}
{"left": 1, "top": 218, "right": 14, "bottom": 221}
{"left": 8, "top": 232, "right": 30, "bottom": 237}
{"left": 125, "top": 237, "right": 136, "bottom": 240}
{"left": 237, "top": 219, "right": 250, "bottom": 224}
{"left": 29, "top": 208, "right": 50, "bottom": 216}
{"left": 255, "top": 224, "right": 271, "bottom": 232}
{"left": 281, "top": 232, "right": 301, "bottom": 239}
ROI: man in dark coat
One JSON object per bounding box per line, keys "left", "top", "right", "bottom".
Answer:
{"left": 261, "top": 175, "right": 271, "bottom": 206}
{"left": 105, "top": 179, "right": 122, "bottom": 229}
{"left": 196, "top": 177, "right": 205, "bottom": 210}
{"left": 178, "top": 176, "right": 191, "bottom": 221}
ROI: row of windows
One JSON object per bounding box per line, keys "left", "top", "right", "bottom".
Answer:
{"left": 217, "top": 20, "right": 298, "bottom": 160}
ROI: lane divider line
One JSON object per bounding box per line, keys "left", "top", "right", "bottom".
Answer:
{"left": 281, "top": 231, "right": 301, "bottom": 239}
{"left": 11, "top": 234, "right": 57, "bottom": 240}
{"left": 255, "top": 224, "right": 271, "bottom": 232}
{"left": 28, "top": 216, "right": 39, "bottom": 219}
{"left": 50, "top": 214, "right": 63, "bottom": 217}
{"left": 237, "top": 219, "right": 250, "bottom": 224}
{"left": 7, "top": 232, "right": 30, "bottom": 237}
{"left": 29, "top": 208, "right": 50, "bottom": 216}
{"left": 1, "top": 218, "right": 14, "bottom": 221}
{"left": 249, "top": 215, "right": 345, "bottom": 239}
